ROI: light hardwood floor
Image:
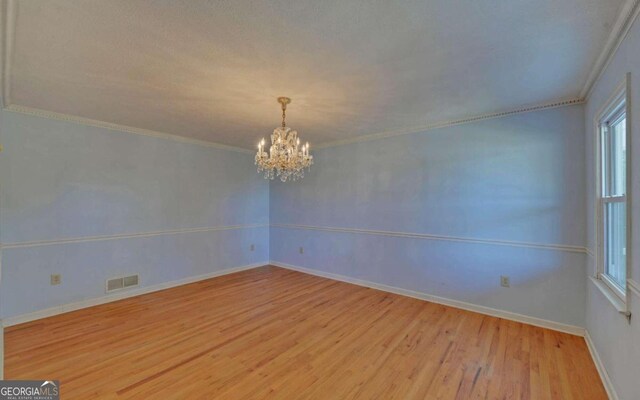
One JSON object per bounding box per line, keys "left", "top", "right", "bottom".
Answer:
{"left": 5, "top": 266, "right": 606, "bottom": 399}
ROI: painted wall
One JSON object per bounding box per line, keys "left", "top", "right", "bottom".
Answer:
{"left": 584, "top": 12, "right": 640, "bottom": 400}
{"left": 0, "top": 110, "right": 269, "bottom": 319}
{"left": 271, "top": 105, "right": 587, "bottom": 327}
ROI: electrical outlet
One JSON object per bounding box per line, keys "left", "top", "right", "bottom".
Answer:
{"left": 51, "top": 274, "right": 61, "bottom": 285}
{"left": 250, "top": 244, "right": 255, "bottom": 251}
{"left": 299, "top": 247, "right": 304, "bottom": 254}
{"left": 500, "top": 275, "right": 510, "bottom": 288}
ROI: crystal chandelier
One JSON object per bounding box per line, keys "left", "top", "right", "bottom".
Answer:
{"left": 255, "top": 97, "right": 313, "bottom": 182}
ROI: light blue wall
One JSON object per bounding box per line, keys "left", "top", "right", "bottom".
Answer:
{"left": 271, "top": 105, "right": 587, "bottom": 327}
{"left": 0, "top": 110, "right": 269, "bottom": 318}
{"left": 0, "top": 96, "right": 589, "bottom": 331}
{"left": 584, "top": 13, "right": 640, "bottom": 400}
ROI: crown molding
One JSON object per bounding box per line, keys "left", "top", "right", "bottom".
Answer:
{"left": 315, "top": 98, "right": 583, "bottom": 149}
{"left": 3, "top": 104, "right": 254, "bottom": 154}
{"left": 0, "top": 0, "right": 5, "bottom": 108}
{"left": 0, "top": 0, "right": 587, "bottom": 154}
{"left": 0, "top": 0, "right": 612, "bottom": 151}
{"left": 4, "top": 98, "right": 583, "bottom": 155}
{"left": 0, "top": 0, "right": 15, "bottom": 109}
{"left": 580, "top": 0, "right": 640, "bottom": 100}
{"left": 0, "top": 0, "right": 248, "bottom": 154}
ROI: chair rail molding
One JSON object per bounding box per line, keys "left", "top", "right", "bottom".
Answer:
{"left": 270, "top": 223, "right": 588, "bottom": 254}
{"left": 0, "top": 223, "right": 268, "bottom": 250}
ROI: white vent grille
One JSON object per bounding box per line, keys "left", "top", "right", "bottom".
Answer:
{"left": 106, "top": 274, "right": 139, "bottom": 293}
{"left": 123, "top": 275, "right": 139, "bottom": 287}
{"left": 107, "top": 278, "right": 124, "bottom": 292}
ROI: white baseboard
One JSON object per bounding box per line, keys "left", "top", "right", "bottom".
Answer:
{"left": 2, "top": 262, "right": 266, "bottom": 327}
{"left": 585, "top": 331, "right": 618, "bottom": 400}
{"left": 270, "top": 261, "right": 585, "bottom": 336}
{"left": 4, "top": 260, "right": 613, "bottom": 395}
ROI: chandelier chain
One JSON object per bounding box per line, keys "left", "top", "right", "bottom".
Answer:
{"left": 282, "top": 105, "right": 286, "bottom": 128}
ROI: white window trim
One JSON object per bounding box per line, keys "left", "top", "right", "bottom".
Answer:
{"left": 592, "top": 73, "right": 632, "bottom": 311}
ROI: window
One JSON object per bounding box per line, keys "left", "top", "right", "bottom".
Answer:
{"left": 597, "top": 93, "right": 627, "bottom": 299}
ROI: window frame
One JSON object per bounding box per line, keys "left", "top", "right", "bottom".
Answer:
{"left": 594, "top": 76, "right": 631, "bottom": 303}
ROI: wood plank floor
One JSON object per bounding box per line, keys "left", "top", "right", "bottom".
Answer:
{"left": 5, "top": 266, "right": 606, "bottom": 399}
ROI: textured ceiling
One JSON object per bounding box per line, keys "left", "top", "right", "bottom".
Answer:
{"left": 5, "top": 0, "right": 625, "bottom": 149}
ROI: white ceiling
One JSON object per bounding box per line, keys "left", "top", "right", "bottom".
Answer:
{"left": 3, "top": 0, "right": 626, "bottom": 149}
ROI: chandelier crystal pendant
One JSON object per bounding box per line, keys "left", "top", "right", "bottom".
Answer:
{"left": 255, "top": 97, "right": 313, "bottom": 182}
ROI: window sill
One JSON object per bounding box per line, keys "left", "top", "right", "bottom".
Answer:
{"left": 589, "top": 276, "right": 626, "bottom": 312}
